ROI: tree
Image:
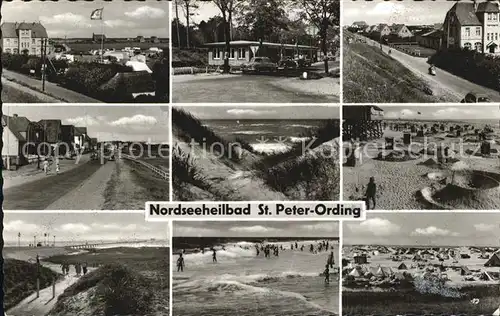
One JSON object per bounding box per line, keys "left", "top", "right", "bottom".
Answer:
{"left": 295, "top": 0, "right": 340, "bottom": 73}
{"left": 212, "top": 0, "right": 244, "bottom": 73}
{"left": 174, "top": 0, "right": 182, "bottom": 48}
{"left": 181, "top": 0, "right": 199, "bottom": 49}
{"left": 238, "top": 0, "right": 288, "bottom": 42}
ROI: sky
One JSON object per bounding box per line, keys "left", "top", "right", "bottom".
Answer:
{"left": 344, "top": 213, "right": 500, "bottom": 247}
{"left": 4, "top": 212, "right": 169, "bottom": 244}
{"left": 4, "top": 105, "right": 170, "bottom": 143}
{"left": 174, "top": 221, "right": 339, "bottom": 237}
{"left": 176, "top": 105, "right": 340, "bottom": 120}
{"left": 376, "top": 105, "right": 500, "bottom": 121}
{"left": 2, "top": 0, "right": 169, "bottom": 38}
{"left": 343, "top": 0, "right": 458, "bottom": 26}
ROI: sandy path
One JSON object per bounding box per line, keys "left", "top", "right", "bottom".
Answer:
{"left": 7, "top": 262, "right": 94, "bottom": 316}
{"left": 45, "top": 160, "right": 116, "bottom": 210}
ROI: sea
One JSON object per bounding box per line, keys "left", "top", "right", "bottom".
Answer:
{"left": 4, "top": 240, "right": 169, "bottom": 249}
{"left": 173, "top": 240, "right": 340, "bottom": 316}
{"left": 202, "top": 119, "right": 334, "bottom": 153}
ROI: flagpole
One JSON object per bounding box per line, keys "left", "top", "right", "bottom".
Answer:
{"left": 100, "top": 8, "right": 104, "bottom": 63}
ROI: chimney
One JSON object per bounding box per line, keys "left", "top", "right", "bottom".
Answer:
{"left": 473, "top": 0, "right": 478, "bottom": 11}
{"left": 13, "top": 114, "right": 18, "bottom": 117}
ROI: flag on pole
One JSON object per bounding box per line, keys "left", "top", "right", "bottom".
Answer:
{"left": 91, "top": 8, "right": 104, "bottom": 20}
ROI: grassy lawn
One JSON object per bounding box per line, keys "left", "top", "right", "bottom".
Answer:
{"left": 343, "top": 285, "right": 500, "bottom": 315}
{"left": 343, "top": 32, "right": 443, "bottom": 103}
{"left": 1, "top": 83, "right": 55, "bottom": 103}
{"left": 4, "top": 259, "right": 62, "bottom": 310}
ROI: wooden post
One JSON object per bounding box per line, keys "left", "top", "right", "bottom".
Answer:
{"left": 36, "top": 278, "right": 40, "bottom": 298}
{"left": 52, "top": 279, "right": 56, "bottom": 298}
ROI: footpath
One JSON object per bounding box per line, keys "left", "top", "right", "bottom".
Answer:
{"left": 2, "top": 69, "right": 102, "bottom": 103}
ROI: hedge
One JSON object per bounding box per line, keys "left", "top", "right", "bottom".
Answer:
{"left": 429, "top": 48, "right": 500, "bottom": 91}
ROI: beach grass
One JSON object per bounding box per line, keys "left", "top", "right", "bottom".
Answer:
{"left": 4, "top": 258, "right": 62, "bottom": 310}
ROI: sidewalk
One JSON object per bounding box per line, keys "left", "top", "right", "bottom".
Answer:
{"left": 2, "top": 69, "right": 102, "bottom": 103}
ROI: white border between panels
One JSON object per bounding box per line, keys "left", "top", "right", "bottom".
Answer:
{"left": 338, "top": 220, "right": 343, "bottom": 316}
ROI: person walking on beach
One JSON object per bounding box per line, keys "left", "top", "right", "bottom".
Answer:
{"left": 177, "top": 254, "right": 185, "bottom": 272}
{"left": 75, "top": 263, "right": 81, "bottom": 276}
{"left": 365, "top": 176, "right": 377, "bottom": 210}
{"left": 324, "top": 264, "right": 330, "bottom": 284}
{"left": 82, "top": 262, "right": 88, "bottom": 275}
{"left": 212, "top": 249, "right": 217, "bottom": 263}
{"left": 328, "top": 251, "right": 335, "bottom": 268}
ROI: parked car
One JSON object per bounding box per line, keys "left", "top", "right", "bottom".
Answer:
{"left": 461, "top": 92, "right": 490, "bottom": 103}
{"left": 241, "top": 57, "right": 277, "bottom": 73}
{"left": 278, "top": 57, "right": 298, "bottom": 69}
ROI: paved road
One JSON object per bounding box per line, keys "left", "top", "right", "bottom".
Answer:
{"left": 173, "top": 74, "right": 335, "bottom": 103}
{"left": 3, "top": 160, "right": 103, "bottom": 210}
{"left": 361, "top": 35, "right": 500, "bottom": 102}
{"left": 2, "top": 69, "right": 102, "bottom": 103}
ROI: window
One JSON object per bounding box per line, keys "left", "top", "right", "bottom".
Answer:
{"left": 496, "top": 33, "right": 499, "bottom": 41}
{"left": 238, "top": 48, "right": 246, "bottom": 59}
{"left": 465, "top": 27, "right": 470, "bottom": 37}
{"left": 464, "top": 42, "right": 472, "bottom": 50}
{"left": 6, "top": 38, "right": 10, "bottom": 43}
{"left": 494, "top": 13, "right": 498, "bottom": 21}
{"left": 487, "top": 33, "right": 491, "bottom": 41}
{"left": 230, "top": 48, "right": 236, "bottom": 59}
{"left": 475, "top": 42, "right": 482, "bottom": 51}
{"left": 476, "top": 27, "right": 481, "bottom": 36}
{"left": 32, "top": 39, "right": 35, "bottom": 44}
{"left": 488, "top": 13, "right": 492, "bottom": 21}
{"left": 213, "top": 48, "right": 221, "bottom": 59}
{"left": 31, "top": 48, "right": 36, "bottom": 54}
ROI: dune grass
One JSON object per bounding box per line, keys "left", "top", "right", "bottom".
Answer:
{"left": 173, "top": 107, "right": 253, "bottom": 162}
{"left": 4, "top": 258, "right": 61, "bottom": 310}
{"left": 343, "top": 31, "right": 442, "bottom": 103}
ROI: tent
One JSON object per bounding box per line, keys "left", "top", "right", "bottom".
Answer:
{"left": 493, "top": 306, "right": 500, "bottom": 316}
{"left": 485, "top": 252, "right": 500, "bottom": 267}
{"left": 349, "top": 268, "right": 362, "bottom": 277}
{"left": 398, "top": 262, "right": 408, "bottom": 270}
{"left": 481, "top": 271, "right": 495, "bottom": 281}
{"left": 460, "top": 266, "right": 472, "bottom": 275}
{"left": 126, "top": 60, "right": 152, "bottom": 73}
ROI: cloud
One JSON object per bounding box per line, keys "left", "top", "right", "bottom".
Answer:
{"left": 109, "top": 115, "right": 158, "bottom": 127}
{"left": 385, "top": 109, "right": 416, "bottom": 119}
{"left": 105, "top": 20, "right": 137, "bottom": 28}
{"left": 474, "top": 223, "right": 496, "bottom": 232}
{"left": 348, "top": 218, "right": 400, "bottom": 236}
{"left": 4, "top": 220, "right": 39, "bottom": 233}
{"left": 411, "top": 226, "right": 459, "bottom": 237}
{"left": 432, "top": 107, "right": 500, "bottom": 120}
{"left": 66, "top": 115, "right": 101, "bottom": 127}
{"left": 57, "top": 223, "right": 91, "bottom": 234}
{"left": 229, "top": 225, "right": 282, "bottom": 234}
{"left": 40, "top": 12, "right": 92, "bottom": 28}
{"left": 366, "top": 2, "right": 406, "bottom": 16}
{"left": 299, "top": 222, "right": 339, "bottom": 233}
{"left": 125, "top": 6, "right": 166, "bottom": 19}
{"left": 226, "top": 109, "right": 277, "bottom": 116}
{"left": 175, "top": 226, "right": 219, "bottom": 236}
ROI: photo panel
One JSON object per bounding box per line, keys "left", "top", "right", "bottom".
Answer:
{"left": 172, "top": 104, "right": 340, "bottom": 201}
{"left": 343, "top": 0, "right": 500, "bottom": 103}
{"left": 342, "top": 212, "right": 500, "bottom": 315}
{"left": 342, "top": 105, "right": 500, "bottom": 210}
{"left": 1, "top": 0, "right": 169, "bottom": 104}
{"left": 171, "top": 0, "right": 340, "bottom": 103}
{"left": 2, "top": 105, "right": 170, "bottom": 210}
{"left": 172, "top": 220, "right": 340, "bottom": 316}
{"left": 3, "top": 212, "right": 170, "bottom": 316}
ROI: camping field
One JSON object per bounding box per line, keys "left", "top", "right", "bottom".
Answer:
{"left": 61, "top": 41, "right": 169, "bottom": 53}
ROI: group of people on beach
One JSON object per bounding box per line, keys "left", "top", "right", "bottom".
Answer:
{"left": 61, "top": 262, "right": 88, "bottom": 276}
{"left": 43, "top": 156, "right": 60, "bottom": 175}
{"left": 177, "top": 248, "right": 218, "bottom": 272}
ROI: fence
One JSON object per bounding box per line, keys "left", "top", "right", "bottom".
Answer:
{"left": 121, "top": 154, "right": 168, "bottom": 180}
{"left": 172, "top": 65, "right": 242, "bottom": 75}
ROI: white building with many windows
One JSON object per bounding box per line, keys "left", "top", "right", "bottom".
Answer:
{"left": 1, "top": 22, "right": 48, "bottom": 55}
{"left": 443, "top": 1, "right": 500, "bottom": 54}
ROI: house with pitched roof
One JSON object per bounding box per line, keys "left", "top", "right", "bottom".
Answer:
{"left": 443, "top": 1, "right": 500, "bottom": 54}
{"left": 1, "top": 22, "right": 48, "bottom": 55}
{"left": 2, "top": 114, "right": 31, "bottom": 168}
{"left": 390, "top": 24, "right": 414, "bottom": 38}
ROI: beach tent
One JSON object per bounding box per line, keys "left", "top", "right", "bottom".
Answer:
{"left": 125, "top": 60, "right": 153, "bottom": 73}
{"left": 485, "top": 252, "right": 500, "bottom": 267}
{"left": 493, "top": 306, "right": 500, "bottom": 316}
{"left": 349, "top": 268, "right": 362, "bottom": 277}
{"left": 398, "top": 262, "right": 408, "bottom": 270}
{"left": 460, "top": 266, "right": 472, "bottom": 275}
{"left": 481, "top": 271, "right": 495, "bottom": 281}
